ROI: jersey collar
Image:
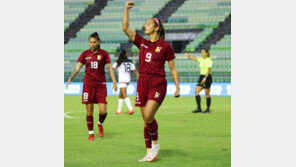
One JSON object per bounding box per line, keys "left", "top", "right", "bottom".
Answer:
{"left": 88, "top": 48, "right": 100, "bottom": 54}
{"left": 148, "top": 38, "right": 162, "bottom": 44}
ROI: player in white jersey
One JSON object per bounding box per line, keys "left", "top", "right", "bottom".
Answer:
{"left": 113, "top": 50, "right": 139, "bottom": 115}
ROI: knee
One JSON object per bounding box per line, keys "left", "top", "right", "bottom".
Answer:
{"left": 86, "top": 110, "right": 93, "bottom": 116}
{"left": 195, "top": 91, "right": 200, "bottom": 96}
{"left": 205, "top": 92, "right": 210, "bottom": 98}
{"left": 99, "top": 109, "right": 107, "bottom": 114}
{"left": 143, "top": 114, "right": 153, "bottom": 124}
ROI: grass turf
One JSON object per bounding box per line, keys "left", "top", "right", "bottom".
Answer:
{"left": 64, "top": 95, "right": 231, "bottom": 167}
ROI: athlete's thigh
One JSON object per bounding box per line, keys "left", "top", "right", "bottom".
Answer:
{"left": 140, "top": 107, "right": 145, "bottom": 120}
{"left": 195, "top": 86, "right": 203, "bottom": 94}
{"left": 98, "top": 103, "right": 107, "bottom": 114}
{"left": 143, "top": 100, "right": 160, "bottom": 121}
{"left": 119, "top": 89, "right": 122, "bottom": 98}
{"left": 204, "top": 88, "right": 210, "bottom": 94}
{"left": 86, "top": 103, "right": 94, "bottom": 113}
{"left": 121, "top": 87, "right": 127, "bottom": 97}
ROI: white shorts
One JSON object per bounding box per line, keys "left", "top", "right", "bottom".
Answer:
{"left": 118, "top": 82, "right": 129, "bottom": 88}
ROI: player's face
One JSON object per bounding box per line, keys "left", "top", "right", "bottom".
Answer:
{"left": 144, "top": 19, "right": 158, "bottom": 35}
{"left": 201, "top": 50, "right": 208, "bottom": 58}
{"left": 89, "top": 37, "right": 100, "bottom": 51}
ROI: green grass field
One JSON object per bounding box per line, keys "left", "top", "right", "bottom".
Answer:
{"left": 64, "top": 95, "right": 231, "bottom": 167}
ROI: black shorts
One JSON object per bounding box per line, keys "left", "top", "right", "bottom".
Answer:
{"left": 197, "top": 74, "right": 212, "bottom": 89}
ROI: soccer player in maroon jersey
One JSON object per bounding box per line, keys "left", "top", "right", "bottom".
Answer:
{"left": 66, "top": 32, "right": 117, "bottom": 141}
{"left": 122, "top": 1, "right": 180, "bottom": 162}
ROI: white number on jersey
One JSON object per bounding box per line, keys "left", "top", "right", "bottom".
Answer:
{"left": 136, "top": 92, "right": 139, "bottom": 101}
{"left": 91, "top": 61, "right": 98, "bottom": 69}
{"left": 145, "top": 53, "right": 152, "bottom": 62}
{"left": 83, "top": 93, "right": 88, "bottom": 100}
{"left": 123, "top": 63, "right": 131, "bottom": 73}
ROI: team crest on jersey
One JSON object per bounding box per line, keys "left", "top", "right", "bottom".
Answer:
{"left": 154, "top": 92, "right": 160, "bottom": 98}
{"left": 155, "top": 46, "right": 162, "bottom": 53}
{"left": 97, "top": 55, "right": 101, "bottom": 61}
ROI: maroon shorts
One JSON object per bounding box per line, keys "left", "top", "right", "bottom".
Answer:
{"left": 82, "top": 83, "right": 107, "bottom": 104}
{"left": 135, "top": 75, "right": 167, "bottom": 107}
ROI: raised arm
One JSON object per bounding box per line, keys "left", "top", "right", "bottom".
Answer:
{"left": 184, "top": 52, "right": 198, "bottom": 61}
{"left": 168, "top": 60, "right": 180, "bottom": 97}
{"left": 107, "top": 63, "right": 117, "bottom": 91}
{"left": 66, "top": 62, "right": 83, "bottom": 87}
{"left": 122, "top": 1, "right": 136, "bottom": 42}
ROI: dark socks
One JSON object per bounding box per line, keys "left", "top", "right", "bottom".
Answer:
{"left": 195, "top": 95, "right": 201, "bottom": 109}
{"left": 99, "top": 113, "right": 107, "bottom": 124}
{"left": 144, "top": 126, "right": 151, "bottom": 149}
{"left": 146, "top": 119, "right": 158, "bottom": 141}
{"left": 86, "top": 115, "right": 93, "bottom": 131}
{"left": 206, "top": 97, "right": 211, "bottom": 109}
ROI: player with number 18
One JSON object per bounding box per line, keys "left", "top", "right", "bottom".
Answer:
{"left": 66, "top": 32, "right": 117, "bottom": 141}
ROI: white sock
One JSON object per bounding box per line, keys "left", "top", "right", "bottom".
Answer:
{"left": 151, "top": 143, "right": 159, "bottom": 150}
{"left": 118, "top": 99, "right": 124, "bottom": 112}
{"left": 125, "top": 97, "right": 133, "bottom": 111}
{"left": 89, "top": 131, "right": 94, "bottom": 135}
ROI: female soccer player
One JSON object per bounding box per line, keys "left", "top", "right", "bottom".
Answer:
{"left": 66, "top": 32, "right": 117, "bottom": 141}
{"left": 122, "top": 1, "right": 180, "bottom": 162}
{"left": 184, "top": 49, "right": 213, "bottom": 113}
{"left": 112, "top": 50, "right": 139, "bottom": 115}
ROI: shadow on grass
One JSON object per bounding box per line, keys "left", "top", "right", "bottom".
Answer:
{"left": 159, "top": 148, "right": 187, "bottom": 158}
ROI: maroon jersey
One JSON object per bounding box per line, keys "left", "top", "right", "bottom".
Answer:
{"left": 133, "top": 33, "right": 175, "bottom": 77}
{"left": 77, "top": 49, "right": 111, "bottom": 86}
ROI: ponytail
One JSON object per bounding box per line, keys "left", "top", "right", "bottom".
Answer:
{"left": 153, "top": 18, "right": 165, "bottom": 40}
{"left": 116, "top": 50, "right": 127, "bottom": 67}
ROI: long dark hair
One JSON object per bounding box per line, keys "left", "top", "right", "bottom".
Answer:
{"left": 202, "top": 49, "right": 210, "bottom": 57}
{"left": 89, "top": 32, "right": 101, "bottom": 49}
{"left": 153, "top": 18, "right": 165, "bottom": 40}
{"left": 116, "top": 50, "right": 127, "bottom": 67}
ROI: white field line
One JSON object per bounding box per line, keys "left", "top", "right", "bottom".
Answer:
{"left": 64, "top": 112, "right": 75, "bottom": 118}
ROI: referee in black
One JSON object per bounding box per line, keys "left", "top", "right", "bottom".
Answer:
{"left": 185, "top": 49, "right": 213, "bottom": 113}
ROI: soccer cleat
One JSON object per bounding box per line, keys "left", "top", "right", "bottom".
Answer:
{"left": 88, "top": 134, "right": 94, "bottom": 141}
{"left": 192, "top": 108, "right": 202, "bottom": 113}
{"left": 203, "top": 109, "right": 210, "bottom": 113}
{"left": 148, "top": 145, "right": 159, "bottom": 162}
{"left": 128, "top": 109, "right": 135, "bottom": 115}
{"left": 98, "top": 124, "right": 104, "bottom": 137}
{"left": 116, "top": 111, "right": 121, "bottom": 115}
{"left": 139, "top": 152, "right": 150, "bottom": 162}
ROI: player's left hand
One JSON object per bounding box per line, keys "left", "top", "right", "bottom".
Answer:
{"left": 174, "top": 88, "right": 180, "bottom": 98}
{"left": 113, "top": 82, "right": 117, "bottom": 91}
{"left": 201, "top": 79, "right": 206, "bottom": 85}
